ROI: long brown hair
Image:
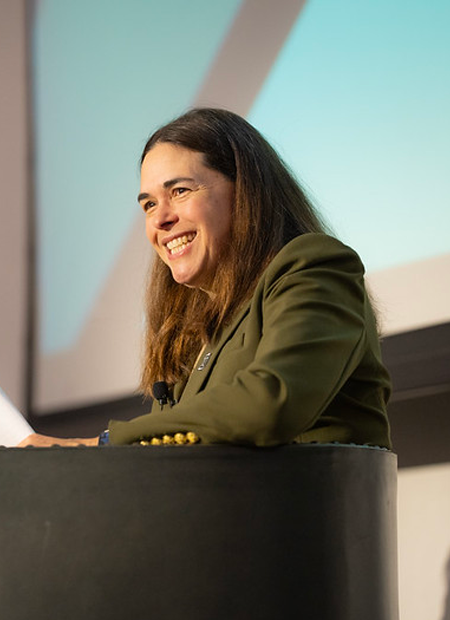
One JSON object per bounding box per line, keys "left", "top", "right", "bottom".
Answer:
{"left": 140, "top": 108, "right": 327, "bottom": 394}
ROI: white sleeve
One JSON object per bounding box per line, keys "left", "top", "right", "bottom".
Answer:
{"left": 0, "top": 388, "right": 34, "bottom": 446}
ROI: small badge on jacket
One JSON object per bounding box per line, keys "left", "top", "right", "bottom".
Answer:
{"left": 197, "top": 352, "right": 212, "bottom": 371}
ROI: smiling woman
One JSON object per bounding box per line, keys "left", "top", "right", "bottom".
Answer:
{"left": 139, "top": 143, "right": 234, "bottom": 292}
{"left": 19, "top": 108, "right": 392, "bottom": 449}
{"left": 107, "top": 108, "right": 392, "bottom": 449}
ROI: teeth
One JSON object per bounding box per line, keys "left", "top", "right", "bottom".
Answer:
{"left": 166, "top": 233, "right": 195, "bottom": 254}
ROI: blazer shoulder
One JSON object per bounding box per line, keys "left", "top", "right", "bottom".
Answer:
{"left": 261, "top": 233, "right": 365, "bottom": 291}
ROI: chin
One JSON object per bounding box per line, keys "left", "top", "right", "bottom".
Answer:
{"left": 170, "top": 266, "right": 202, "bottom": 286}
{"left": 172, "top": 273, "right": 198, "bottom": 287}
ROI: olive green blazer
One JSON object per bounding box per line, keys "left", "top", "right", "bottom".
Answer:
{"left": 109, "top": 234, "right": 392, "bottom": 448}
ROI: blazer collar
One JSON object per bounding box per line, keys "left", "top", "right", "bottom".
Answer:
{"left": 178, "top": 300, "right": 251, "bottom": 401}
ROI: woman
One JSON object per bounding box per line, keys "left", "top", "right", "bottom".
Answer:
{"left": 19, "top": 108, "right": 391, "bottom": 449}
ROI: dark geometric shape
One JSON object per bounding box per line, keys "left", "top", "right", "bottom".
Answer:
{"left": 0, "top": 444, "right": 398, "bottom": 620}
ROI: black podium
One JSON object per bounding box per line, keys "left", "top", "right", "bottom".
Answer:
{"left": 0, "top": 444, "right": 398, "bottom": 620}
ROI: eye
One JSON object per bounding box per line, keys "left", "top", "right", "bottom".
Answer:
{"left": 173, "top": 187, "right": 189, "bottom": 197}
{"left": 141, "top": 200, "right": 156, "bottom": 213}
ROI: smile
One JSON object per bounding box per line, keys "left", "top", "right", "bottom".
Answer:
{"left": 166, "top": 233, "right": 196, "bottom": 255}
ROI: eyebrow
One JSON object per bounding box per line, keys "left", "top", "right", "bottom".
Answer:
{"left": 137, "top": 177, "right": 196, "bottom": 203}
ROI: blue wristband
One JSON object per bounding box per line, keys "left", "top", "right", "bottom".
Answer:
{"left": 98, "top": 429, "right": 110, "bottom": 445}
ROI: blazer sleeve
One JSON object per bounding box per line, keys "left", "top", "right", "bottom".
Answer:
{"left": 109, "top": 235, "right": 372, "bottom": 446}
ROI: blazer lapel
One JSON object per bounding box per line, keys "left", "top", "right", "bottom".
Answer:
{"left": 180, "top": 301, "right": 251, "bottom": 401}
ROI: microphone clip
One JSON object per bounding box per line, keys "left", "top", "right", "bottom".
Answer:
{"left": 152, "top": 381, "right": 175, "bottom": 411}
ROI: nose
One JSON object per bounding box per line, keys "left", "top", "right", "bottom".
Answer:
{"left": 152, "top": 198, "right": 179, "bottom": 231}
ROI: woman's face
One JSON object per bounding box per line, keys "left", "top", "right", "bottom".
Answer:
{"left": 139, "top": 142, "right": 234, "bottom": 293}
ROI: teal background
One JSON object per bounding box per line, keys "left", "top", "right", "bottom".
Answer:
{"left": 248, "top": 0, "right": 450, "bottom": 270}
{"left": 33, "top": 0, "right": 450, "bottom": 354}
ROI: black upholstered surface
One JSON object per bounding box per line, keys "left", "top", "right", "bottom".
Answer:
{"left": 0, "top": 444, "right": 398, "bottom": 620}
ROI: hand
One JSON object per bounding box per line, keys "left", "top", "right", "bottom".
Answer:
{"left": 17, "top": 433, "right": 99, "bottom": 448}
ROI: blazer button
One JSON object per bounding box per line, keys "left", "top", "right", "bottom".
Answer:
{"left": 174, "top": 433, "right": 187, "bottom": 444}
